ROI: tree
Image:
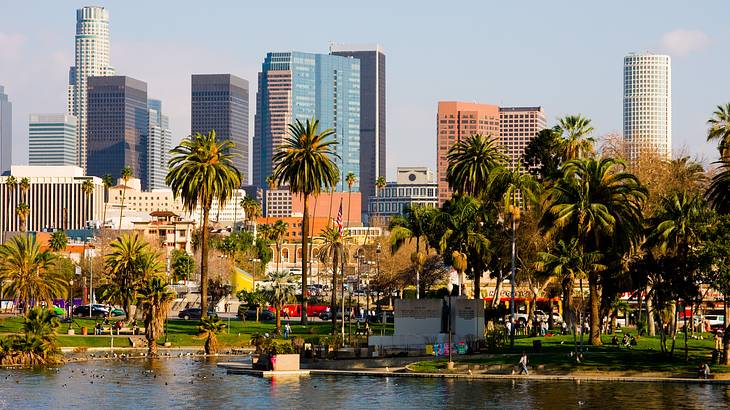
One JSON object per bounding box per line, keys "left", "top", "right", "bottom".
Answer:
{"left": 270, "top": 220, "right": 289, "bottom": 271}
{"left": 236, "top": 289, "right": 266, "bottom": 321}
{"left": 137, "top": 276, "right": 175, "bottom": 356}
{"left": 49, "top": 230, "right": 68, "bottom": 253}
{"left": 262, "top": 270, "right": 297, "bottom": 332}
{"left": 372, "top": 175, "right": 387, "bottom": 226}
{"left": 523, "top": 127, "right": 563, "bottom": 181}
{"left": 198, "top": 316, "right": 227, "bottom": 355}
{"left": 117, "top": 166, "right": 133, "bottom": 232}
{"left": 317, "top": 224, "right": 352, "bottom": 332}
{"left": 272, "top": 118, "right": 340, "bottom": 325}
{"left": 241, "top": 196, "right": 262, "bottom": 235}
{"left": 105, "top": 234, "right": 160, "bottom": 319}
{"left": 4, "top": 176, "right": 17, "bottom": 230}
{"left": 345, "top": 172, "right": 357, "bottom": 227}
{"left": 707, "top": 159, "right": 730, "bottom": 214}
{"left": 707, "top": 103, "right": 730, "bottom": 158}
{"left": 167, "top": 130, "right": 242, "bottom": 319}
{"left": 16, "top": 203, "right": 30, "bottom": 232}
{"left": 101, "top": 174, "right": 114, "bottom": 228}
{"left": 81, "top": 179, "right": 94, "bottom": 223}
{"left": 0, "top": 307, "right": 62, "bottom": 366}
{"left": 556, "top": 115, "right": 595, "bottom": 160}
{"left": 19, "top": 177, "right": 30, "bottom": 203}
{"left": 389, "top": 205, "right": 435, "bottom": 254}
{"left": 446, "top": 133, "right": 506, "bottom": 198}
{"left": 703, "top": 215, "right": 730, "bottom": 364}
{"left": 170, "top": 249, "right": 195, "bottom": 283}
{"left": 0, "top": 235, "right": 64, "bottom": 315}
{"left": 541, "top": 158, "right": 646, "bottom": 345}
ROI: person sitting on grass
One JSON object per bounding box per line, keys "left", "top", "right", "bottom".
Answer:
{"left": 622, "top": 333, "right": 632, "bottom": 349}
{"left": 611, "top": 335, "right": 619, "bottom": 345}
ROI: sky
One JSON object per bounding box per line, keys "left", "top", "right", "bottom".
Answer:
{"left": 1, "top": 0, "right": 728, "bottom": 179}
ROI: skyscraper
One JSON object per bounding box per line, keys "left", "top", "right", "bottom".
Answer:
{"left": 86, "top": 76, "right": 148, "bottom": 188}
{"left": 147, "top": 99, "right": 171, "bottom": 190}
{"left": 499, "top": 107, "right": 547, "bottom": 166}
{"left": 623, "top": 53, "right": 672, "bottom": 161}
{"left": 253, "top": 52, "right": 360, "bottom": 191}
{"left": 0, "top": 86, "right": 11, "bottom": 175}
{"left": 191, "top": 74, "right": 249, "bottom": 184}
{"left": 28, "top": 114, "right": 78, "bottom": 166}
{"left": 330, "top": 44, "right": 385, "bottom": 219}
{"left": 67, "top": 6, "right": 114, "bottom": 172}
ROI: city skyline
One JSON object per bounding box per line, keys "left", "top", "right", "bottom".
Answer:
{"left": 0, "top": 1, "right": 727, "bottom": 179}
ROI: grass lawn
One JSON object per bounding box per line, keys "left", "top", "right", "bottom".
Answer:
{"left": 409, "top": 331, "right": 730, "bottom": 375}
{"left": 0, "top": 315, "right": 394, "bottom": 349}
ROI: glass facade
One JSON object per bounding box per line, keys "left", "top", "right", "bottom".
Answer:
{"left": 29, "top": 114, "right": 78, "bottom": 166}
{"left": 147, "top": 99, "right": 171, "bottom": 190}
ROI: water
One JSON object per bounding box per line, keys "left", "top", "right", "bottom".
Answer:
{"left": 1, "top": 358, "right": 729, "bottom": 409}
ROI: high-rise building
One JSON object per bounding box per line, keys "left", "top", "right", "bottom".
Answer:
{"left": 67, "top": 6, "right": 114, "bottom": 172}
{"left": 28, "top": 114, "right": 78, "bottom": 166}
{"left": 147, "top": 99, "right": 171, "bottom": 190}
{"left": 86, "top": 76, "right": 148, "bottom": 188}
{"left": 0, "top": 86, "right": 11, "bottom": 175}
{"left": 330, "top": 44, "right": 385, "bottom": 220}
{"left": 191, "top": 74, "right": 249, "bottom": 184}
{"left": 436, "top": 102, "right": 545, "bottom": 204}
{"left": 623, "top": 53, "right": 672, "bottom": 161}
{"left": 369, "top": 167, "right": 438, "bottom": 219}
{"left": 253, "top": 52, "right": 360, "bottom": 191}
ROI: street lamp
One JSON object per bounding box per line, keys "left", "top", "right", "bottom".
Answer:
{"left": 446, "top": 282, "right": 454, "bottom": 370}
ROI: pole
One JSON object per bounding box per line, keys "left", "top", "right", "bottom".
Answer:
{"left": 341, "top": 245, "right": 346, "bottom": 343}
{"left": 89, "top": 245, "right": 94, "bottom": 305}
{"left": 416, "top": 268, "right": 420, "bottom": 300}
{"left": 448, "top": 291, "right": 452, "bottom": 365}
{"left": 510, "top": 219, "right": 516, "bottom": 349}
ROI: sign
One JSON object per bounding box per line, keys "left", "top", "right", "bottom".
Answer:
{"left": 75, "top": 266, "right": 82, "bottom": 276}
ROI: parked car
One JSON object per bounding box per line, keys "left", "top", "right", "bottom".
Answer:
{"left": 704, "top": 315, "right": 725, "bottom": 330}
{"left": 177, "top": 308, "right": 218, "bottom": 320}
{"left": 237, "top": 306, "right": 274, "bottom": 321}
{"left": 319, "top": 310, "right": 349, "bottom": 321}
{"left": 73, "top": 305, "right": 108, "bottom": 318}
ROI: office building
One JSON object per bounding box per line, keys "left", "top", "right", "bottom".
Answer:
{"left": 499, "top": 107, "right": 547, "bottom": 167}
{"left": 369, "top": 167, "right": 438, "bottom": 218}
{"left": 191, "top": 74, "right": 249, "bottom": 183}
{"left": 0, "top": 86, "right": 11, "bottom": 175}
{"left": 147, "top": 99, "right": 171, "bottom": 190}
{"left": 254, "top": 51, "right": 360, "bottom": 191}
{"left": 67, "top": 6, "right": 114, "bottom": 172}
{"left": 264, "top": 187, "right": 361, "bottom": 226}
{"left": 0, "top": 166, "right": 104, "bottom": 236}
{"left": 87, "top": 76, "right": 148, "bottom": 189}
{"left": 624, "top": 53, "right": 672, "bottom": 161}
{"left": 330, "top": 44, "right": 386, "bottom": 219}
{"left": 28, "top": 114, "right": 78, "bottom": 166}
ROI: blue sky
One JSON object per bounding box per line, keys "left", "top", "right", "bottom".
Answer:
{"left": 1, "top": 0, "right": 728, "bottom": 178}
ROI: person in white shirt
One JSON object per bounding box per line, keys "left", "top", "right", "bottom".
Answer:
{"left": 518, "top": 352, "right": 529, "bottom": 375}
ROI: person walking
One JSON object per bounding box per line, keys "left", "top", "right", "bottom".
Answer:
{"left": 284, "top": 323, "right": 291, "bottom": 339}
{"left": 518, "top": 352, "right": 529, "bottom": 375}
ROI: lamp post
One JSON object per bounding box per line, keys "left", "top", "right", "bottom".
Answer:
{"left": 446, "top": 282, "right": 454, "bottom": 369}
{"left": 509, "top": 205, "right": 520, "bottom": 349}
{"left": 376, "top": 243, "right": 381, "bottom": 320}
{"left": 68, "top": 279, "right": 74, "bottom": 332}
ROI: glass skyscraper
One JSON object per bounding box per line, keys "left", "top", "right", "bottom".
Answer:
{"left": 147, "top": 99, "right": 171, "bottom": 190}
{"left": 28, "top": 114, "right": 78, "bottom": 166}
{"left": 253, "top": 52, "right": 360, "bottom": 191}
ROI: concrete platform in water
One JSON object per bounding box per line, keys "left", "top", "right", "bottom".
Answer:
{"left": 217, "top": 362, "right": 310, "bottom": 377}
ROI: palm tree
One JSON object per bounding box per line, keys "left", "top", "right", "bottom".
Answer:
{"left": 198, "top": 316, "right": 227, "bottom": 355}
{"left": 0, "top": 235, "right": 64, "bottom": 315}
{"left": 117, "top": 166, "right": 133, "bottom": 232}
{"left": 557, "top": 115, "right": 595, "bottom": 160}
{"left": 4, "top": 176, "right": 17, "bottom": 233}
{"left": 49, "top": 230, "right": 68, "bottom": 254}
{"left": 82, "top": 179, "right": 94, "bottom": 225}
{"left": 19, "top": 177, "right": 30, "bottom": 203}
{"left": 372, "top": 175, "right": 387, "bottom": 226}
{"left": 137, "top": 276, "right": 175, "bottom": 356}
{"left": 270, "top": 220, "right": 288, "bottom": 271}
{"left": 105, "top": 234, "right": 158, "bottom": 319}
{"left": 541, "top": 157, "right": 646, "bottom": 345}
{"left": 327, "top": 173, "right": 341, "bottom": 226}
{"left": 262, "top": 270, "right": 297, "bottom": 332}
{"left": 166, "top": 130, "right": 241, "bottom": 319}
{"left": 16, "top": 203, "right": 30, "bottom": 232}
{"left": 272, "top": 118, "right": 340, "bottom": 325}
{"left": 345, "top": 172, "right": 357, "bottom": 228}
{"left": 707, "top": 103, "right": 730, "bottom": 158}
{"left": 707, "top": 159, "right": 730, "bottom": 214}
{"left": 446, "top": 134, "right": 506, "bottom": 198}
{"left": 317, "top": 225, "right": 352, "bottom": 332}
{"left": 241, "top": 196, "right": 262, "bottom": 236}
{"left": 390, "top": 205, "right": 434, "bottom": 255}
{"left": 101, "top": 174, "right": 114, "bottom": 228}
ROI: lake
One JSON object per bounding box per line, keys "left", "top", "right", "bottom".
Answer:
{"left": 1, "top": 358, "right": 729, "bottom": 409}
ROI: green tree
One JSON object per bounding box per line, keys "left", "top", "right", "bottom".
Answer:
{"left": 523, "top": 126, "right": 563, "bottom": 181}
{"left": 389, "top": 205, "right": 435, "bottom": 255}
{"left": 241, "top": 196, "right": 262, "bottom": 234}
{"left": 373, "top": 176, "right": 387, "bottom": 225}
{"left": 0, "top": 307, "right": 62, "bottom": 366}
{"left": 117, "top": 166, "right": 133, "bottom": 232}
{"left": 707, "top": 159, "right": 730, "bottom": 214}
{"left": 0, "top": 235, "right": 64, "bottom": 315}
{"left": 345, "top": 171, "right": 357, "bottom": 227}
{"left": 262, "top": 270, "right": 297, "bottom": 332}
{"left": 166, "top": 130, "right": 241, "bottom": 319}
{"left": 270, "top": 219, "right": 289, "bottom": 271}
{"left": 19, "top": 177, "right": 30, "bottom": 203}
{"left": 198, "top": 316, "right": 227, "bottom": 355}
{"left": 170, "top": 249, "right": 195, "bottom": 283}
{"left": 236, "top": 289, "right": 266, "bottom": 321}
{"left": 105, "top": 234, "right": 160, "bottom": 319}
{"left": 317, "top": 225, "right": 352, "bottom": 332}
{"left": 101, "top": 174, "right": 114, "bottom": 227}
{"left": 707, "top": 103, "right": 730, "bottom": 158}
{"left": 446, "top": 134, "right": 506, "bottom": 198}
{"left": 137, "top": 276, "right": 176, "bottom": 356}
{"left": 272, "top": 118, "right": 340, "bottom": 325}
{"left": 556, "top": 115, "right": 595, "bottom": 160}
{"left": 16, "top": 203, "right": 30, "bottom": 232}
{"left": 541, "top": 158, "right": 646, "bottom": 345}
{"left": 49, "top": 230, "right": 68, "bottom": 253}
{"left": 703, "top": 215, "right": 730, "bottom": 364}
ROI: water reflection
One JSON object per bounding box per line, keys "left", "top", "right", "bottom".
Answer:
{"left": 1, "top": 359, "right": 728, "bottom": 409}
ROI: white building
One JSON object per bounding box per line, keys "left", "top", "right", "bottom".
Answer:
{"left": 29, "top": 114, "right": 78, "bottom": 166}
{"left": 623, "top": 53, "right": 672, "bottom": 161}
{"left": 147, "top": 99, "right": 171, "bottom": 190}
{"left": 368, "top": 167, "right": 438, "bottom": 217}
{"left": 67, "top": 6, "right": 114, "bottom": 172}
{"left": 0, "top": 166, "right": 104, "bottom": 237}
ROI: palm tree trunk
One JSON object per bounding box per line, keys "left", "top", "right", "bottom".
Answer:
{"left": 723, "top": 292, "right": 730, "bottom": 365}
{"left": 589, "top": 273, "right": 602, "bottom": 346}
{"left": 301, "top": 194, "right": 309, "bottom": 325}
{"left": 276, "top": 307, "right": 281, "bottom": 332}
{"left": 347, "top": 189, "right": 352, "bottom": 229}
{"left": 563, "top": 280, "right": 573, "bottom": 331}
{"left": 200, "top": 207, "right": 210, "bottom": 318}
{"left": 646, "top": 285, "right": 656, "bottom": 336}
{"left": 331, "top": 252, "right": 339, "bottom": 334}
{"left": 118, "top": 187, "right": 127, "bottom": 232}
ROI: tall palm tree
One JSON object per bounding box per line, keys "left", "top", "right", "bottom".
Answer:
{"left": 557, "top": 115, "right": 595, "bottom": 160}
{"left": 19, "top": 177, "right": 30, "bottom": 203}
{"left": 270, "top": 219, "right": 289, "bottom": 271}
{"left": 101, "top": 174, "right": 114, "bottom": 228}
{"left": 4, "top": 176, "right": 17, "bottom": 234}
{"left": 137, "top": 276, "right": 175, "bottom": 356}
{"left": 263, "top": 270, "right": 297, "bottom": 332}
{"left": 646, "top": 192, "right": 707, "bottom": 257}
{"left": 707, "top": 103, "right": 730, "bottom": 158}
{"left": 707, "top": 159, "right": 730, "bottom": 214}
{"left": 345, "top": 172, "right": 357, "bottom": 228}
{"left": 241, "top": 196, "right": 262, "bottom": 235}
{"left": 117, "top": 166, "right": 133, "bottom": 232}
{"left": 446, "top": 134, "right": 506, "bottom": 198}
{"left": 318, "top": 225, "right": 352, "bottom": 332}
{"left": 16, "top": 203, "right": 30, "bottom": 232}
{"left": 390, "top": 205, "right": 434, "bottom": 254}
{"left": 198, "top": 316, "right": 227, "bottom": 355}
{"left": 105, "top": 234, "right": 158, "bottom": 319}
{"left": 82, "top": 179, "right": 94, "bottom": 225}
{"left": 373, "top": 176, "right": 387, "bottom": 226}
{"left": 0, "top": 235, "right": 64, "bottom": 315}
{"left": 272, "top": 118, "right": 340, "bottom": 325}
{"left": 166, "top": 130, "right": 241, "bottom": 319}
{"left": 541, "top": 157, "right": 646, "bottom": 345}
